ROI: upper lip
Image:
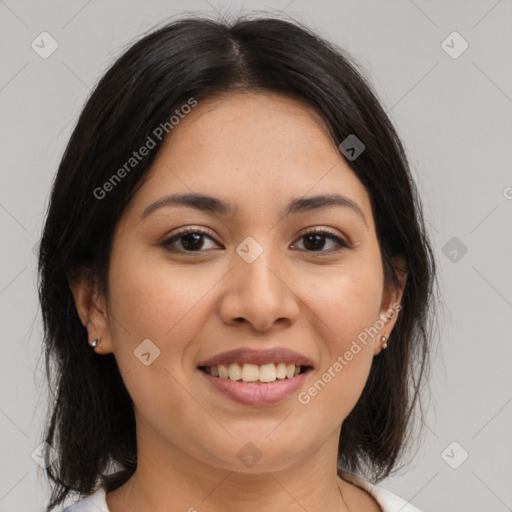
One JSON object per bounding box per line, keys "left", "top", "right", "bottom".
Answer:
{"left": 198, "top": 347, "right": 314, "bottom": 368}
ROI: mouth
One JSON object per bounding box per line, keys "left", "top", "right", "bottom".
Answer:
{"left": 198, "top": 363, "right": 314, "bottom": 384}
{"left": 196, "top": 347, "right": 315, "bottom": 404}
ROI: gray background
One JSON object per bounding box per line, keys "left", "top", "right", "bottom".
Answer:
{"left": 1, "top": 1, "right": 511, "bottom": 511}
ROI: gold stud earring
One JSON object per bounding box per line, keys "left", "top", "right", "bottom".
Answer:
{"left": 380, "top": 336, "right": 388, "bottom": 349}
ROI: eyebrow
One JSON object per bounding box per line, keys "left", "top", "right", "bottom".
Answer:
{"left": 140, "top": 192, "right": 367, "bottom": 226}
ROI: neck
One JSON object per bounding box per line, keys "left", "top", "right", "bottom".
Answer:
{"left": 107, "top": 419, "right": 349, "bottom": 512}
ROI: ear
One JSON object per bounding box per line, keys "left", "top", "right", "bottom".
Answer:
{"left": 68, "top": 268, "right": 113, "bottom": 354}
{"left": 374, "top": 256, "right": 407, "bottom": 354}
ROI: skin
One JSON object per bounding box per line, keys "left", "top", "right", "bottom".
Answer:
{"left": 70, "top": 91, "right": 406, "bottom": 512}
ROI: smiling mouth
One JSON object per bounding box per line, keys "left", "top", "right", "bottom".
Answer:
{"left": 198, "top": 362, "right": 313, "bottom": 384}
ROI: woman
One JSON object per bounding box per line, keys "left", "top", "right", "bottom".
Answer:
{"left": 38, "top": 15, "right": 437, "bottom": 512}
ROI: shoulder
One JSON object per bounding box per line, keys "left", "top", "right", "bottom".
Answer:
{"left": 340, "top": 471, "right": 424, "bottom": 512}
{"left": 61, "top": 485, "right": 110, "bottom": 512}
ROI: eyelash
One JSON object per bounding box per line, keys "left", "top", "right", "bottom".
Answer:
{"left": 160, "top": 226, "right": 349, "bottom": 255}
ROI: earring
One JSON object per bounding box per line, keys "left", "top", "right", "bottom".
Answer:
{"left": 90, "top": 338, "right": 101, "bottom": 349}
{"left": 380, "top": 336, "right": 388, "bottom": 349}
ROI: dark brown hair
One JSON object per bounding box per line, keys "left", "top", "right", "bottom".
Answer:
{"left": 37, "top": 14, "right": 438, "bottom": 511}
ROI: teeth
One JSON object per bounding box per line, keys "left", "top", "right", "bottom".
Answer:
{"left": 241, "top": 363, "right": 259, "bottom": 382}
{"left": 259, "top": 363, "right": 277, "bottom": 382}
{"left": 205, "top": 362, "right": 306, "bottom": 382}
{"left": 276, "top": 362, "right": 287, "bottom": 379}
{"left": 228, "top": 362, "right": 242, "bottom": 381}
{"left": 218, "top": 364, "right": 229, "bottom": 379}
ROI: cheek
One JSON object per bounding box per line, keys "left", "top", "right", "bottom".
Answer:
{"left": 107, "top": 250, "right": 219, "bottom": 362}
{"left": 306, "top": 258, "right": 383, "bottom": 349}
{"left": 105, "top": 252, "right": 215, "bottom": 423}
{"left": 298, "top": 260, "right": 382, "bottom": 413}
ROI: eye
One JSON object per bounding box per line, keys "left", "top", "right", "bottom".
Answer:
{"left": 292, "top": 227, "right": 349, "bottom": 253}
{"left": 160, "top": 227, "right": 220, "bottom": 253}
{"left": 160, "top": 226, "right": 349, "bottom": 254}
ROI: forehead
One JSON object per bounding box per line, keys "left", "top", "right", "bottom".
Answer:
{"left": 160, "top": 91, "right": 335, "bottom": 164}
{"left": 129, "top": 91, "right": 374, "bottom": 227}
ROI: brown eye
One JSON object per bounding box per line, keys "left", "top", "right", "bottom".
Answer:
{"left": 293, "top": 228, "right": 349, "bottom": 253}
{"left": 160, "top": 227, "right": 349, "bottom": 254}
{"left": 161, "top": 228, "right": 220, "bottom": 253}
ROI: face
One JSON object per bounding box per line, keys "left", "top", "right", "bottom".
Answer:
{"left": 72, "top": 91, "right": 404, "bottom": 476}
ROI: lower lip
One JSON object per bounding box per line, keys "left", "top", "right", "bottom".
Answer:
{"left": 199, "top": 369, "right": 311, "bottom": 406}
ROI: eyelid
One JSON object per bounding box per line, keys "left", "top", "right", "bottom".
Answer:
{"left": 295, "top": 225, "right": 344, "bottom": 239}
{"left": 167, "top": 225, "right": 217, "bottom": 239}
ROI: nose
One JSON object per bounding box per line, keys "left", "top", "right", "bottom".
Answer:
{"left": 218, "top": 244, "right": 301, "bottom": 332}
